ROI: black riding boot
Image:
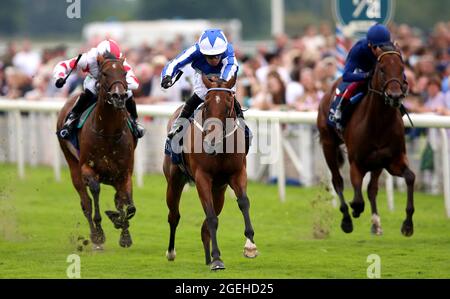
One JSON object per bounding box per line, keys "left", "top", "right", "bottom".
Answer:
{"left": 58, "top": 89, "right": 96, "bottom": 139}
{"left": 126, "top": 96, "right": 145, "bottom": 139}
{"left": 168, "top": 93, "right": 203, "bottom": 138}
{"left": 234, "top": 99, "right": 245, "bottom": 119}
{"left": 233, "top": 99, "right": 253, "bottom": 154}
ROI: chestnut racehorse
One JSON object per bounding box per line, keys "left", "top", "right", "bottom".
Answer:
{"left": 164, "top": 75, "right": 257, "bottom": 270}
{"left": 57, "top": 53, "right": 137, "bottom": 249}
{"left": 317, "top": 47, "right": 414, "bottom": 236}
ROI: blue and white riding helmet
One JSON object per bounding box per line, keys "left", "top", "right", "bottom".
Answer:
{"left": 198, "top": 29, "right": 228, "bottom": 56}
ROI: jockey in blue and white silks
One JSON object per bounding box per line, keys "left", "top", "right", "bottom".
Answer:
{"left": 161, "top": 29, "right": 241, "bottom": 138}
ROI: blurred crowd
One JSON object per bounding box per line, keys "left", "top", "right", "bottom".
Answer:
{"left": 1, "top": 22, "right": 449, "bottom": 115}
{"left": 0, "top": 22, "right": 449, "bottom": 191}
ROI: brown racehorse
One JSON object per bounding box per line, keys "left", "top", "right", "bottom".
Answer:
{"left": 57, "top": 53, "right": 137, "bottom": 250}
{"left": 317, "top": 47, "right": 415, "bottom": 236}
{"left": 163, "top": 75, "right": 257, "bottom": 270}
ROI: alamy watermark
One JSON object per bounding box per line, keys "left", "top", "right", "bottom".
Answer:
{"left": 168, "top": 115, "right": 281, "bottom": 165}
{"left": 66, "top": 254, "right": 81, "bottom": 278}
{"left": 66, "top": 0, "right": 81, "bottom": 19}
{"left": 366, "top": 254, "right": 381, "bottom": 278}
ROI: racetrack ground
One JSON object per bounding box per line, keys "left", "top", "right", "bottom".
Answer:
{"left": 1, "top": 164, "right": 449, "bottom": 278}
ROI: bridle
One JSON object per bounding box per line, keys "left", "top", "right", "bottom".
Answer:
{"left": 368, "top": 51, "right": 409, "bottom": 107}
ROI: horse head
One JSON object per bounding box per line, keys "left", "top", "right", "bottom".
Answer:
{"left": 369, "top": 46, "right": 408, "bottom": 108}
{"left": 200, "top": 74, "right": 237, "bottom": 154}
{"left": 97, "top": 53, "right": 128, "bottom": 110}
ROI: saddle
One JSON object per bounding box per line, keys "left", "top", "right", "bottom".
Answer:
{"left": 327, "top": 81, "right": 366, "bottom": 132}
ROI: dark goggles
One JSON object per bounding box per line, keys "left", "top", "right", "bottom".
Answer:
{"left": 205, "top": 54, "right": 222, "bottom": 60}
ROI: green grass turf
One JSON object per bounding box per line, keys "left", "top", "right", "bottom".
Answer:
{"left": 0, "top": 164, "right": 449, "bottom": 278}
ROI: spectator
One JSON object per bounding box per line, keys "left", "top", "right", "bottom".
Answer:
{"left": 252, "top": 70, "right": 287, "bottom": 110}
{"left": 292, "top": 68, "right": 322, "bottom": 111}
{"left": 12, "top": 40, "right": 41, "bottom": 78}
{"left": 256, "top": 52, "right": 291, "bottom": 85}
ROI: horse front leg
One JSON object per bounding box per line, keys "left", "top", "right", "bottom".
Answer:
{"left": 229, "top": 168, "right": 258, "bottom": 259}
{"left": 349, "top": 162, "right": 366, "bottom": 218}
{"left": 165, "top": 165, "right": 185, "bottom": 261}
{"left": 321, "top": 141, "right": 352, "bottom": 233}
{"left": 195, "top": 171, "right": 224, "bottom": 270}
{"left": 107, "top": 174, "right": 135, "bottom": 248}
{"left": 368, "top": 169, "right": 383, "bottom": 235}
{"left": 81, "top": 164, "right": 104, "bottom": 249}
{"left": 388, "top": 159, "right": 415, "bottom": 237}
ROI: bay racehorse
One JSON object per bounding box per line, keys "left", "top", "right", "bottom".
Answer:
{"left": 317, "top": 46, "right": 415, "bottom": 236}
{"left": 57, "top": 53, "right": 137, "bottom": 249}
{"left": 164, "top": 75, "right": 257, "bottom": 270}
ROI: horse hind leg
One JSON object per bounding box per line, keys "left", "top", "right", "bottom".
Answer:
{"left": 349, "top": 162, "right": 366, "bottom": 218}
{"left": 322, "top": 141, "right": 353, "bottom": 233}
{"left": 81, "top": 166, "right": 105, "bottom": 249}
{"left": 368, "top": 169, "right": 383, "bottom": 235}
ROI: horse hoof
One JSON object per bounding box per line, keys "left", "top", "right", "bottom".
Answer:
{"left": 352, "top": 210, "right": 361, "bottom": 218}
{"left": 91, "top": 230, "right": 105, "bottom": 245}
{"left": 341, "top": 218, "right": 353, "bottom": 233}
{"left": 210, "top": 259, "right": 225, "bottom": 271}
{"left": 243, "top": 239, "right": 258, "bottom": 258}
{"left": 105, "top": 210, "right": 122, "bottom": 229}
{"left": 119, "top": 230, "right": 132, "bottom": 248}
{"left": 350, "top": 202, "right": 364, "bottom": 218}
{"left": 92, "top": 243, "right": 104, "bottom": 251}
{"left": 244, "top": 248, "right": 259, "bottom": 259}
{"left": 126, "top": 205, "right": 136, "bottom": 220}
{"left": 166, "top": 250, "right": 176, "bottom": 261}
{"left": 401, "top": 221, "right": 414, "bottom": 237}
{"left": 371, "top": 224, "right": 383, "bottom": 236}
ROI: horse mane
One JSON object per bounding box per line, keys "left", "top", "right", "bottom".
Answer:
{"left": 102, "top": 51, "right": 119, "bottom": 61}
{"left": 379, "top": 43, "right": 399, "bottom": 53}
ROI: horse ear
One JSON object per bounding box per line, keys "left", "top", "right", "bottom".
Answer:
{"left": 202, "top": 73, "right": 213, "bottom": 89}
{"left": 225, "top": 75, "right": 237, "bottom": 89}
{"left": 97, "top": 54, "right": 105, "bottom": 65}
{"left": 119, "top": 57, "right": 125, "bottom": 65}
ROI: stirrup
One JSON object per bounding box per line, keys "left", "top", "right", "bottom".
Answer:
{"left": 58, "top": 114, "right": 79, "bottom": 139}
{"left": 167, "top": 118, "right": 185, "bottom": 139}
{"left": 58, "top": 128, "right": 70, "bottom": 139}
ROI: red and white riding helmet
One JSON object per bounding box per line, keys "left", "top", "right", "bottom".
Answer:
{"left": 97, "top": 39, "right": 123, "bottom": 59}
